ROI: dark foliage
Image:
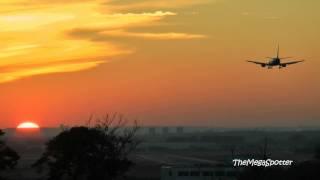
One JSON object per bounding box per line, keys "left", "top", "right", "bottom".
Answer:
{"left": 238, "top": 166, "right": 286, "bottom": 180}
{"left": 286, "top": 160, "right": 320, "bottom": 180}
{"left": 0, "top": 129, "right": 20, "bottom": 179}
{"left": 238, "top": 160, "right": 320, "bottom": 180}
{"left": 34, "top": 114, "right": 140, "bottom": 180}
{"left": 315, "top": 144, "right": 320, "bottom": 160}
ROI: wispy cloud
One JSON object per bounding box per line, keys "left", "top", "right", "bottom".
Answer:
{"left": 240, "top": 11, "right": 280, "bottom": 20}
{"left": 0, "top": 61, "right": 103, "bottom": 83}
{"left": 0, "top": 0, "right": 207, "bottom": 83}
{"left": 100, "top": 30, "right": 207, "bottom": 40}
{"left": 263, "top": 16, "right": 280, "bottom": 20}
{"left": 68, "top": 28, "right": 206, "bottom": 41}
{"left": 106, "top": 0, "right": 214, "bottom": 11}
{"left": 108, "top": 11, "right": 177, "bottom": 17}
{"left": 241, "top": 12, "right": 250, "bottom": 16}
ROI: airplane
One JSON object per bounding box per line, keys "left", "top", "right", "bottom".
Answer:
{"left": 247, "top": 45, "right": 305, "bottom": 69}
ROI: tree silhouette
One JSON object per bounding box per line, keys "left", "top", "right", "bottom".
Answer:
{"left": 0, "top": 129, "right": 20, "bottom": 179}
{"left": 258, "top": 137, "right": 271, "bottom": 160}
{"left": 315, "top": 144, "right": 320, "bottom": 160}
{"left": 238, "top": 166, "right": 286, "bottom": 180}
{"left": 34, "top": 114, "right": 140, "bottom": 180}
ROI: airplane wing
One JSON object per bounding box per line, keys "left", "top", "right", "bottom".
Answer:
{"left": 281, "top": 60, "right": 305, "bottom": 66}
{"left": 247, "top": 60, "right": 267, "bottom": 66}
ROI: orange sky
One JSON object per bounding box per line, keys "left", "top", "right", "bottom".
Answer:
{"left": 0, "top": 0, "right": 320, "bottom": 128}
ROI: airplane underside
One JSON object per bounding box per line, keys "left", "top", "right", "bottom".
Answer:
{"left": 262, "top": 64, "right": 287, "bottom": 69}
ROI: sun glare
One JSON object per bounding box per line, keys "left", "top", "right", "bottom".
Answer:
{"left": 17, "top": 122, "right": 40, "bottom": 129}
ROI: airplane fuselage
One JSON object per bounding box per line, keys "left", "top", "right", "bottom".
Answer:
{"left": 268, "top": 58, "right": 281, "bottom": 66}
{"left": 264, "top": 58, "right": 286, "bottom": 69}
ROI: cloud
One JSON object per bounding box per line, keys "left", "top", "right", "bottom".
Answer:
{"left": 108, "top": 11, "right": 176, "bottom": 17}
{"left": 68, "top": 28, "right": 206, "bottom": 41}
{"left": 0, "top": 41, "right": 131, "bottom": 83}
{"left": 0, "top": 44, "right": 39, "bottom": 59}
{"left": 101, "top": 30, "right": 207, "bottom": 40}
{"left": 106, "top": 0, "right": 214, "bottom": 11}
{"left": 241, "top": 12, "right": 250, "bottom": 16}
{"left": 0, "top": 1, "right": 207, "bottom": 83}
{"left": 0, "top": 0, "right": 97, "bottom": 5}
{"left": 0, "top": 60, "right": 104, "bottom": 83}
{"left": 264, "top": 16, "right": 280, "bottom": 20}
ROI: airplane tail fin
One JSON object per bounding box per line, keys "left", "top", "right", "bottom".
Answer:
{"left": 277, "top": 44, "right": 279, "bottom": 58}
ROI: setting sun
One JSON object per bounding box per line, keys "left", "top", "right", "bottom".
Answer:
{"left": 17, "top": 122, "right": 40, "bottom": 129}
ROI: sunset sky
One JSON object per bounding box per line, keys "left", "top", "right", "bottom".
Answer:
{"left": 0, "top": 0, "right": 319, "bottom": 128}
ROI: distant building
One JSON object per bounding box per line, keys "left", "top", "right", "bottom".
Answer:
{"left": 59, "top": 124, "right": 69, "bottom": 131}
{"left": 162, "top": 127, "right": 169, "bottom": 135}
{"left": 176, "top": 127, "right": 184, "bottom": 134}
{"left": 161, "top": 164, "right": 238, "bottom": 180}
{"left": 149, "top": 127, "right": 156, "bottom": 136}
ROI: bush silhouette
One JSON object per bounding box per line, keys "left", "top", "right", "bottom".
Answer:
{"left": 34, "top": 114, "right": 140, "bottom": 180}
{"left": 0, "top": 129, "right": 20, "bottom": 179}
{"left": 238, "top": 160, "right": 320, "bottom": 180}
{"left": 315, "top": 144, "right": 320, "bottom": 160}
